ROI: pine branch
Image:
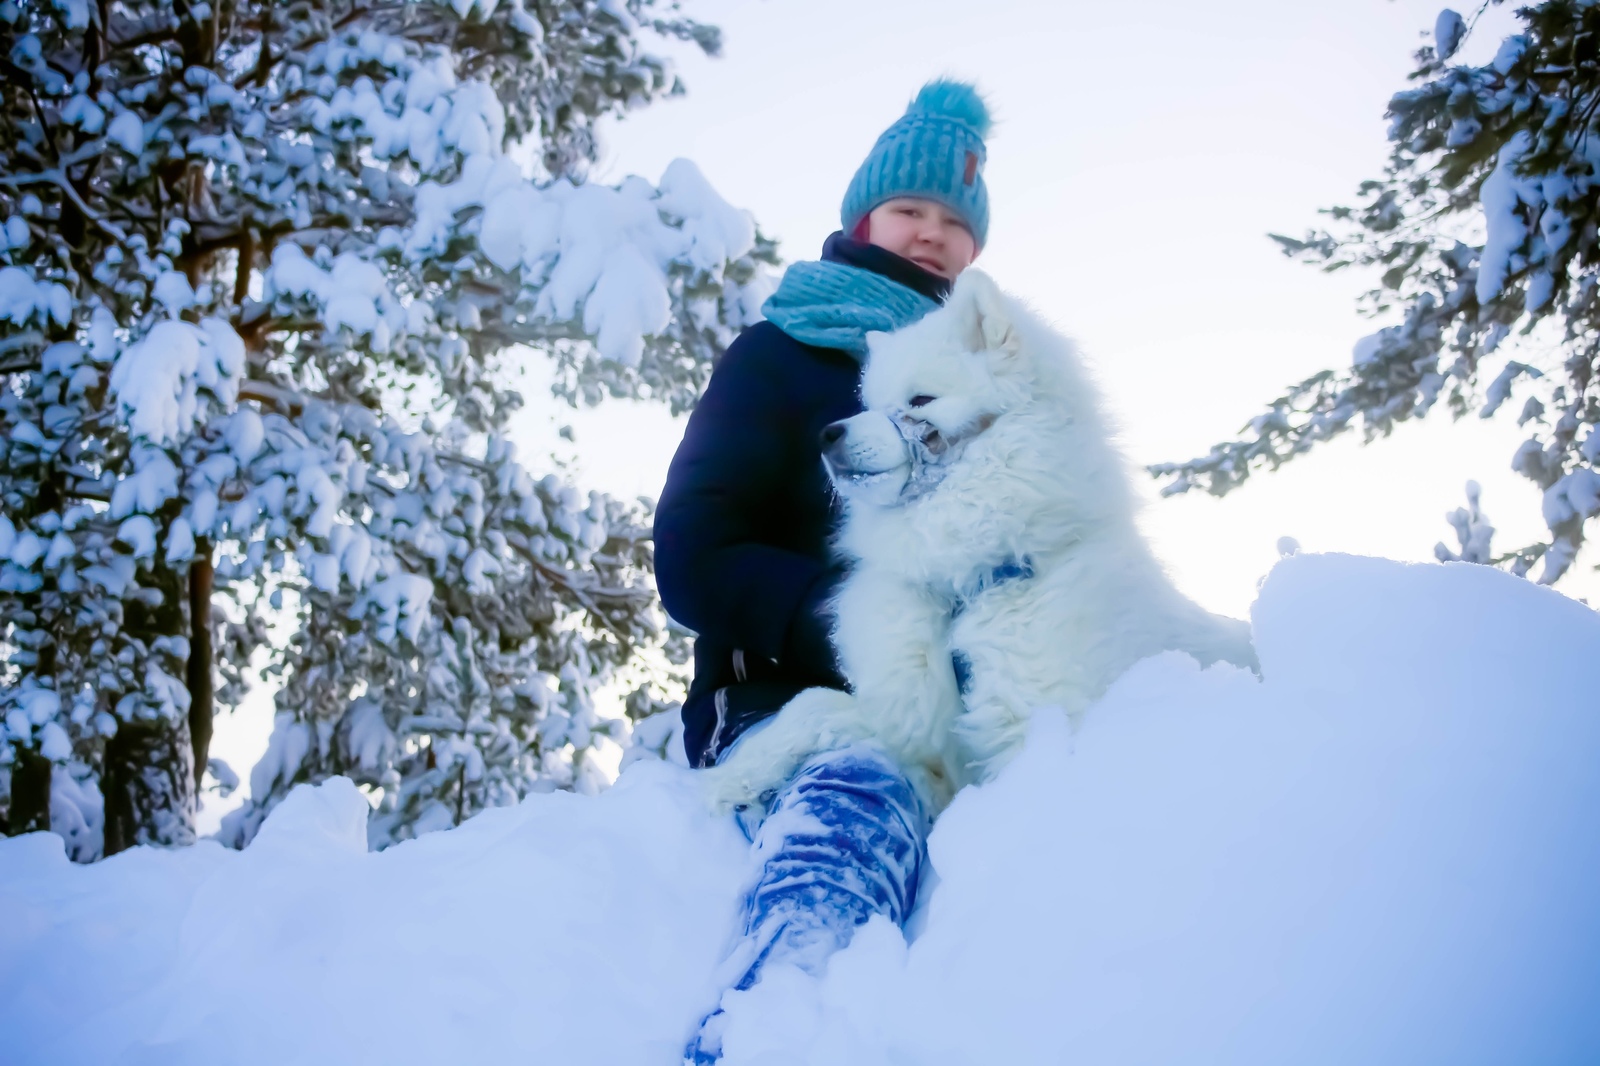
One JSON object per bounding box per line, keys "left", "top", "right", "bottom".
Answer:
{"left": 506, "top": 536, "right": 641, "bottom": 654}
{"left": 0, "top": 161, "right": 130, "bottom": 245}
{"left": 106, "top": 11, "right": 182, "bottom": 52}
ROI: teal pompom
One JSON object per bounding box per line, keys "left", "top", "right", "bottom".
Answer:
{"left": 906, "top": 78, "right": 991, "bottom": 137}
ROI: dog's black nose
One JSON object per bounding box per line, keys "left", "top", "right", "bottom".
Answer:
{"left": 819, "top": 422, "right": 847, "bottom": 449}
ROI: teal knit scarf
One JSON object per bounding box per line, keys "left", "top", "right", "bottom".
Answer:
{"left": 761, "top": 259, "right": 940, "bottom": 360}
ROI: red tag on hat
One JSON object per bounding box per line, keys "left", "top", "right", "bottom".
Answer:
{"left": 963, "top": 151, "right": 978, "bottom": 186}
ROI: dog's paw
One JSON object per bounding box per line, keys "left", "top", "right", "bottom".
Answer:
{"left": 953, "top": 703, "right": 1030, "bottom": 784}
{"left": 696, "top": 761, "right": 767, "bottom": 815}
{"left": 695, "top": 687, "right": 865, "bottom": 815}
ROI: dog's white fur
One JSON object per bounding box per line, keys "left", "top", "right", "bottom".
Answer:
{"left": 701, "top": 270, "right": 1257, "bottom": 812}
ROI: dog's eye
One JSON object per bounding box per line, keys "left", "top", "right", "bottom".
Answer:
{"left": 908, "top": 395, "right": 936, "bottom": 408}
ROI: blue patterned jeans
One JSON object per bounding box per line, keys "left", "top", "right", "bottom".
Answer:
{"left": 686, "top": 743, "right": 930, "bottom": 1064}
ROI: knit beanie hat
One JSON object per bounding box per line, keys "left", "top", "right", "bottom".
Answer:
{"left": 840, "top": 79, "right": 993, "bottom": 248}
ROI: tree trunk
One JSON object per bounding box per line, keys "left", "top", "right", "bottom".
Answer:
{"left": 187, "top": 549, "right": 214, "bottom": 790}
{"left": 102, "top": 716, "right": 195, "bottom": 855}
{"left": 4, "top": 748, "right": 52, "bottom": 836}
{"left": 103, "top": 562, "right": 196, "bottom": 855}
{"left": 7, "top": 441, "right": 63, "bottom": 837}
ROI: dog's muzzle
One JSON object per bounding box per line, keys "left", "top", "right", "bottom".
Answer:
{"left": 819, "top": 411, "right": 960, "bottom": 505}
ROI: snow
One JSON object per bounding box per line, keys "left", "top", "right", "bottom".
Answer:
{"left": 164, "top": 516, "right": 196, "bottom": 565}
{"left": 49, "top": 766, "right": 104, "bottom": 862}
{"left": 1434, "top": 8, "right": 1466, "bottom": 61}
{"left": 1479, "top": 358, "right": 1541, "bottom": 418}
{"left": 1543, "top": 466, "right": 1600, "bottom": 527}
{"left": 105, "top": 110, "right": 145, "bottom": 155}
{"left": 50, "top": 0, "right": 90, "bottom": 32}
{"left": 360, "top": 570, "right": 435, "bottom": 643}
{"left": 1476, "top": 131, "right": 1535, "bottom": 308}
{"left": 262, "top": 244, "right": 405, "bottom": 346}
{"left": 447, "top": 155, "right": 754, "bottom": 367}
{"left": 4, "top": 553, "right": 1598, "bottom": 1064}
{"left": 1436, "top": 480, "right": 1495, "bottom": 565}
{"left": 658, "top": 158, "right": 758, "bottom": 275}
{"left": 206, "top": 758, "right": 241, "bottom": 797}
{"left": 242, "top": 713, "right": 314, "bottom": 808}
{"left": 304, "top": 55, "right": 504, "bottom": 175}
{"left": 43, "top": 531, "right": 74, "bottom": 569}
{"left": 152, "top": 270, "right": 196, "bottom": 314}
{"left": 115, "top": 515, "right": 158, "bottom": 560}
{"left": 3, "top": 215, "right": 28, "bottom": 248}
{"left": 16, "top": 688, "right": 62, "bottom": 726}
{"left": 37, "top": 721, "right": 72, "bottom": 762}
{"left": 8, "top": 529, "right": 46, "bottom": 568}
{"left": 1458, "top": 92, "right": 1583, "bottom": 319}
{"left": 0, "top": 265, "right": 72, "bottom": 327}
{"left": 109, "top": 449, "right": 180, "bottom": 518}
{"left": 108, "top": 318, "right": 247, "bottom": 445}
{"left": 3, "top": 709, "right": 31, "bottom": 745}
{"left": 1492, "top": 33, "right": 1528, "bottom": 76}
{"left": 1350, "top": 329, "right": 1385, "bottom": 366}
{"left": 60, "top": 93, "right": 104, "bottom": 134}
{"left": 220, "top": 407, "right": 266, "bottom": 462}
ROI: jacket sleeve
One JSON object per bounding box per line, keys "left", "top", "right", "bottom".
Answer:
{"left": 654, "top": 335, "right": 844, "bottom": 681}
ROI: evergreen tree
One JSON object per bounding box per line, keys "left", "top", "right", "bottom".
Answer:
{"left": 1153, "top": 1, "right": 1600, "bottom": 585}
{"left": 0, "top": 0, "right": 772, "bottom": 859}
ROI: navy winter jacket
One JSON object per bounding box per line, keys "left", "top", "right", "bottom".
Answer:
{"left": 654, "top": 234, "right": 951, "bottom": 768}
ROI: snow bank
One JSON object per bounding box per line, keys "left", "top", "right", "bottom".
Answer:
{"left": 4, "top": 554, "right": 1598, "bottom": 1065}
{"left": 2, "top": 770, "right": 747, "bottom": 1065}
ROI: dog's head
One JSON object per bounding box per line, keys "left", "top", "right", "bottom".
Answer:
{"left": 820, "top": 269, "right": 1028, "bottom": 506}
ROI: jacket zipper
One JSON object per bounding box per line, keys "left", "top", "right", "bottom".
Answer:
{"left": 706, "top": 686, "right": 731, "bottom": 766}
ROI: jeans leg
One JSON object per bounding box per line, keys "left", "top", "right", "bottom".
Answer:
{"left": 734, "top": 743, "right": 930, "bottom": 986}
{"left": 685, "top": 745, "right": 930, "bottom": 1063}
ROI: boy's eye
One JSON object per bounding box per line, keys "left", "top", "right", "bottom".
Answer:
{"left": 908, "top": 395, "right": 935, "bottom": 408}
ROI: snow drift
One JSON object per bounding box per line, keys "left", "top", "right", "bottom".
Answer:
{"left": 3, "top": 553, "right": 1598, "bottom": 1065}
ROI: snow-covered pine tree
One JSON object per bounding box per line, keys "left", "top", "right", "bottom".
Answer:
{"left": 1152, "top": 1, "right": 1600, "bottom": 584}
{"left": 0, "top": 0, "right": 773, "bottom": 860}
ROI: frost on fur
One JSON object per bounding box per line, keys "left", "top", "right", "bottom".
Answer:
{"left": 710, "top": 271, "right": 1256, "bottom": 813}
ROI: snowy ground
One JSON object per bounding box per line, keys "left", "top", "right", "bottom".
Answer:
{"left": 3, "top": 553, "right": 1598, "bottom": 1065}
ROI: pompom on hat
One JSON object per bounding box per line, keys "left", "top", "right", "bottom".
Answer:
{"left": 840, "top": 78, "right": 993, "bottom": 248}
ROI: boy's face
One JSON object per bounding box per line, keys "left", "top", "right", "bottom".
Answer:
{"left": 865, "top": 197, "right": 979, "bottom": 280}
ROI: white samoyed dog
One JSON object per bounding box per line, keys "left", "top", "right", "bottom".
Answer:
{"left": 701, "top": 269, "right": 1257, "bottom": 813}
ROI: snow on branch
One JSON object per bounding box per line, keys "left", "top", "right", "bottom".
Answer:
{"left": 1155, "top": 1, "right": 1600, "bottom": 585}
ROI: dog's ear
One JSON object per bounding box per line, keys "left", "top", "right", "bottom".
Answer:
{"left": 949, "top": 270, "right": 1020, "bottom": 357}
